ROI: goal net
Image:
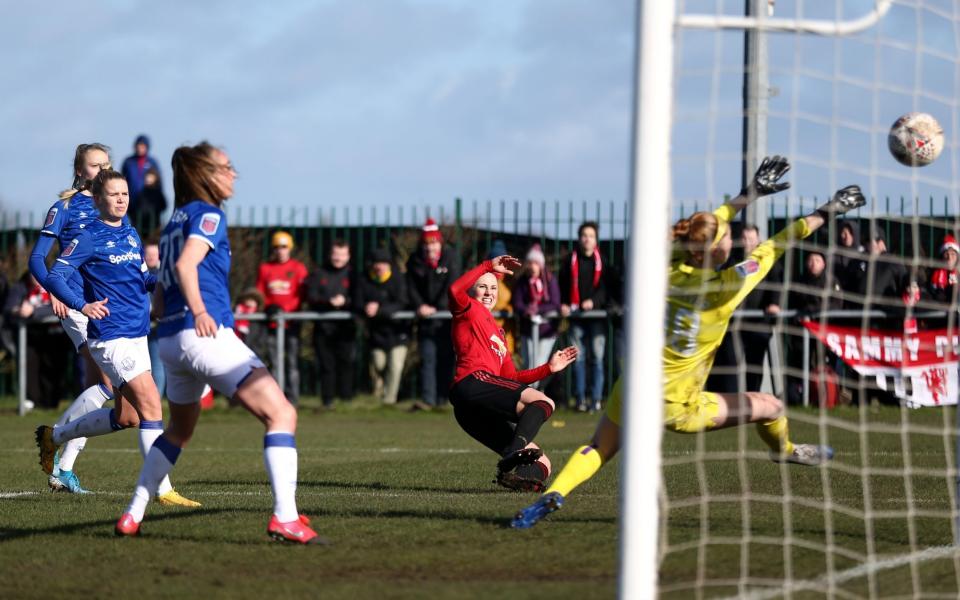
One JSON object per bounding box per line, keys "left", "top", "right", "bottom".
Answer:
{"left": 632, "top": 1, "right": 960, "bottom": 597}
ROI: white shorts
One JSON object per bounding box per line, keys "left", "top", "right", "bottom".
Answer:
{"left": 159, "top": 326, "right": 265, "bottom": 405}
{"left": 60, "top": 309, "right": 88, "bottom": 351}
{"left": 87, "top": 336, "right": 152, "bottom": 388}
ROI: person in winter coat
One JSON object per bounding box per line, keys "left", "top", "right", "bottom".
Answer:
{"left": 357, "top": 248, "right": 410, "bottom": 405}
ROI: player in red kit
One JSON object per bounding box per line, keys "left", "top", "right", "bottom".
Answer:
{"left": 449, "top": 255, "right": 578, "bottom": 491}
{"left": 256, "top": 231, "right": 308, "bottom": 404}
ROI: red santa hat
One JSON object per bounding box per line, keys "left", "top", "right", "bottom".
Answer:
{"left": 941, "top": 234, "right": 959, "bottom": 256}
{"left": 421, "top": 218, "right": 442, "bottom": 243}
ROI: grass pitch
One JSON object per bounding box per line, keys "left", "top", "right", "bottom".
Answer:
{"left": 2, "top": 399, "right": 960, "bottom": 599}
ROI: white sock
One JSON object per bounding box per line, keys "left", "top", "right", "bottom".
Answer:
{"left": 137, "top": 420, "right": 173, "bottom": 495}
{"left": 53, "top": 408, "right": 121, "bottom": 445}
{"left": 55, "top": 385, "right": 112, "bottom": 472}
{"left": 126, "top": 436, "right": 180, "bottom": 523}
{"left": 56, "top": 384, "right": 113, "bottom": 427}
{"left": 58, "top": 438, "right": 86, "bottom": 472}
{"left": 264, "top": 432, "right": 299, "bottom": 522}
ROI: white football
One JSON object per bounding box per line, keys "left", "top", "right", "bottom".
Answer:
{"left": 888, "top": 112, "right": 944, "bottom": 167}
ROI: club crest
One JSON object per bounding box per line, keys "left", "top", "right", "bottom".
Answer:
{"left": 62, "top": 238, "right": 79, "bottom": 257}
{"left": 200, "top": 213, "right": 221, "bottom": 235}
{"left": 735, "top": 260, "right": 760, "bottom": 278}
{"left": 44, "top": 207, "right": 58, "bottom": 227}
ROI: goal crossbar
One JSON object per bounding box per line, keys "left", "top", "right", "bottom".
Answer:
{"left": 677, "top": 0, "right": 893, "bottom": 36}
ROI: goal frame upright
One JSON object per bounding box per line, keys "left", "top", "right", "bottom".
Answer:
{"left": 620, "top": 2, "right": 896, "bottom": 598}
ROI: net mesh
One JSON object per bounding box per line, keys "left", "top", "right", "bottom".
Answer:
{"left": 662, "top": 1, "right": 960, "bottom": 597}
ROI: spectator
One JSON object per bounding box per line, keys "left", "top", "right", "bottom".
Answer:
{"left": 512, "top": 243, "right": 561, "bottom": 387}
{"left": 788, "top": 251, "right": 844, "bottom": 315}
{"left": 120, "top": 134, "right": 161, "bottom": 226}
{"left": 356, "top": 248, "right": 410, "bottom": 405}
{"left": 406, "top": 218, "right": 460, "bottom": 408}
{"left": 256, "top": 231, "right": 309, "bottom": 405}
{"left": 833, "top": 220, "right": 864, "bottom": 279}
{"left": 305, "top": 239, "right": 357, "bottom": 409}
{"left": 137, "top": 168, "right": 167, "bottom": 232}
{"left": 927, "top": 234, "right": 958, "bottom": 306}
{"left": 784, "top": 251, "right": 845, "bottom": 405}
{"left": 487, "top": 240, "right": 517, "bottom": 357}
{"left": 144, "top": 242, "right": 165, "bottom": 397}
{"left": 234, "top": 287, "right": 267, "bottom": 356}
{"left": 559, "top": 221, "right": 616, "bottom": 412}
{"left": 735, "top": 225, "right": 783, "bottom": 391}
{"left": 4, "top": 272, "right": 71, "bottom": 409}
{"left": 841, "top": 227, "right": 908, "bottom": 319}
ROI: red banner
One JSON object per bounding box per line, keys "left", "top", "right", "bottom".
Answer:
{"left": 803, "top": 322, "right": 959, "bottom": 408}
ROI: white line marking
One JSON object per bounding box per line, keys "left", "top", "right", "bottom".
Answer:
{"left": 736, "top": 546, "right": 960, "bottom": 600}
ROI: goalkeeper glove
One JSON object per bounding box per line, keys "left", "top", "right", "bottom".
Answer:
{"left": 816, "top": 185, "right": 866, "bottom": 219}
{"left": 741, "top": 155, "right": 791, "bottom": 198}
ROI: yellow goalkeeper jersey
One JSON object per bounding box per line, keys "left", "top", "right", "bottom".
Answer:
{"left": 662, "top": 205, "right": 812, "bottom": 404}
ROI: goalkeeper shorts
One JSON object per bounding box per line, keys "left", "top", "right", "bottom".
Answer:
{"left": 664, "top": 392, "right": 722, "bottom": 433}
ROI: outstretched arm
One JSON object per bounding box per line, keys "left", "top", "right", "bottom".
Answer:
{"left": 720, "top": 155, "right": 792, "bottom": 218}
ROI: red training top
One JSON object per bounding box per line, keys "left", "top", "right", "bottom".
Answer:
{"left": 450, "top": 260, "right": 552, "bottom": 385}
{"left": 256, "top": 259, "right": 308, "bottom": 312}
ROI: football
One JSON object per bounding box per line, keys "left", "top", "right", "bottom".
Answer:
{"left": 888, "top": 112, "right": 944, "bottom": 167}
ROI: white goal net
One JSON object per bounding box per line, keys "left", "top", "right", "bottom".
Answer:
{"left": 625, "top": 1, "right": 960, "bottom": 598}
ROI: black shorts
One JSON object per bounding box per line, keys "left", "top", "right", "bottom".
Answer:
{"left": 450, "top": 371, "right": 528, "bottom": 456}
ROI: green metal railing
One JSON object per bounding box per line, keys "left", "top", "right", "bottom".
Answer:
{"left": 3, "top": 195, "right": 959, "bottom": 409}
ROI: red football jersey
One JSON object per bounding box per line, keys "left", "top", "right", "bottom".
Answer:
{"left": 450, "top": 260, "right": 551, "bottom": 385}
{"left": 256, "top": 259, "right": 308, "bottom": 312}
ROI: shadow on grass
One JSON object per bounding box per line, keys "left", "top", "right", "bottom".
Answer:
{"left": 190, "top": 477, "right": 513, "bottom": 495}
{"left": 0, "top": 507, "right": 235, "bottom": 544}
{"left": 297, "top": 504, "right": 615, "bottom": 528}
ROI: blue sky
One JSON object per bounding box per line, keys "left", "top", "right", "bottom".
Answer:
{"left": 0, "top": 0, "right": 956, "bottom": 230}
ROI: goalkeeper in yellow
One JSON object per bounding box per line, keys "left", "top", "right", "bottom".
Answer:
{"left": 512, "top": 156, "right": 866, "bottom": 529}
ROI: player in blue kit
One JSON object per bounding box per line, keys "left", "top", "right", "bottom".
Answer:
{"left": 114, "top": 141, "right": 325, "bottom": 544}
{"left": 30, "top": 144, "right": 117, "bottom": 493}
{"left": 30, "top": 144, "right": 196, "bottom": 505}
{"left": 35, "top": 169, "right": 198, "bottom": 506}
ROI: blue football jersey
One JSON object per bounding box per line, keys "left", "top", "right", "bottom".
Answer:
{"left": 48, "top": 220, "right": 152, "bottom": 341}
{"left": 40, "top": 192, "right": 101, "bottom": 296}
{"left": 157, "top": 200, "right": 234, "bottom": 337}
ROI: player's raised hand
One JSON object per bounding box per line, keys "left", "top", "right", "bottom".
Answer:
{"left": 490, "top": 255, "right": 522, "bottom": 276}
{"left": 817, "top": 185, "right": 866, "bottom": 217}
{"left": 743, "top": 155, "right": 791, "bottom": 198}
{"left": 82, "top": 297, "right": 109, "bottom": 320}
{"left": 194, "top": 310, "right": 218, "bottom": 337}
{"left": 548, "top": 345, "right": 579, "bottom": 373}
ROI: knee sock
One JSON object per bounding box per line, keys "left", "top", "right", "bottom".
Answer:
{"left": 126, "top": 435, "right": 180, "bottom": 523}
{"left": 545, "top": 445, "right": 604, "bottom": 498}
{"left": 506, "top": 401, "right": 553, "bottom": 455}
{"left": 756, "top": 416, "right": 794, "bottom": 455}
{"left": 56, "top": 385, "right": 113, "bottom": 472}
{"left": 53, "top": 407, "right": 123, "bottom": 445}
{"left": 264, "top": 432, "right": 299, "bottom": 522}
{"left": 137, "top": 420, "right": 174, "bottom": 496}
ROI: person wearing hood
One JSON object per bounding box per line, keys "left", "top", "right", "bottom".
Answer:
{"left": 121, "top": 134, "right": 162, "bottom": 228}
{"left": 305, "top": 240, "right": 357, "bottom": 408}
{"left": 406, "top": 218, "right": 461, "bottom": 408}
{"left": 834, "top": 220, "right": 864, "bottom": 291}
{"left": 357, "top": 247, "right": 410, "bottom": 405}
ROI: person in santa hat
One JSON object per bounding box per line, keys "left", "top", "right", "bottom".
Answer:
{"left": 928, "top": 234, "right": 959, "bottom": 305}
{"left": 406, "top": 218, "right": 461, "bottom": 410}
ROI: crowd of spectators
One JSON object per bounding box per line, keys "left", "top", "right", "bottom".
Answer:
{"left": 713, "top": 219, "right": 960, "bottom": 406}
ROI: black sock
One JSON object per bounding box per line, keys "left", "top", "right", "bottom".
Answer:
{"left": 505, "top": 401, "right": 553, "bottom": 455}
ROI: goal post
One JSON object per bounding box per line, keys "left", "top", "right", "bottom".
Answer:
{"left": 621, "top": 1, "right": 916, "bottom": 597}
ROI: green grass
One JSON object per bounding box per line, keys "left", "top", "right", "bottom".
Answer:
{"left": 2, "top": 399, "right": 959, "bottom": 599}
